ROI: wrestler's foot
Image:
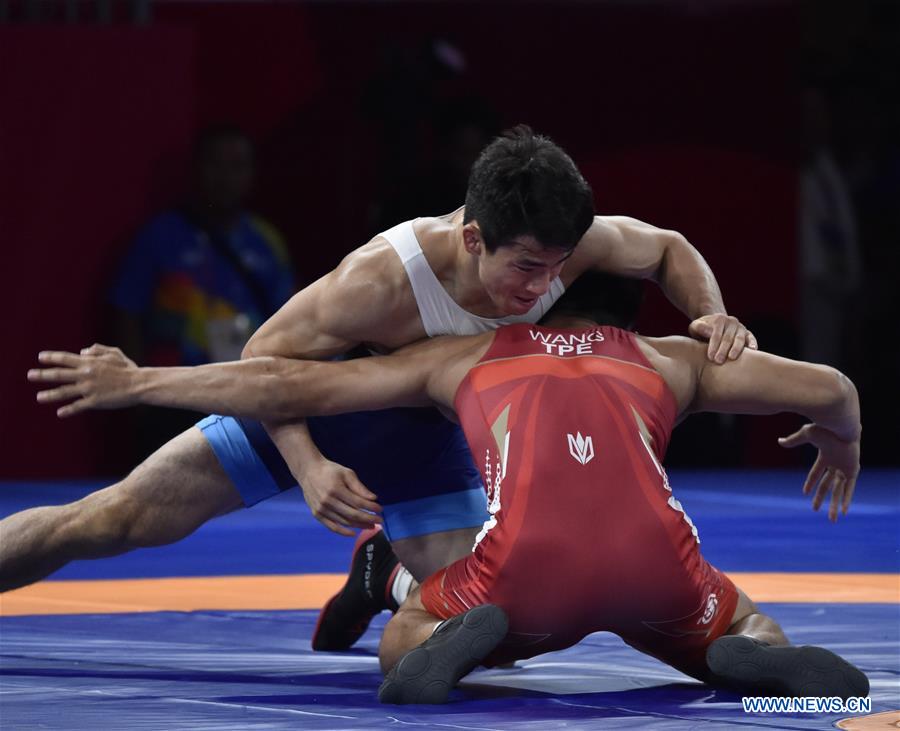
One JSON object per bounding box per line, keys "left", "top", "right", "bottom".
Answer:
{"left": 378, "top": 604, "right": 509, "bottom": 705}
{"left": 312, "top": 526, "right": 400, "bottom": 651}
{"left": 706, "top": 635, "right": 869, "bottom": 701}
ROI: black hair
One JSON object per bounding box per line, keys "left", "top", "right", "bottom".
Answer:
{"left": 191, "top": 123, "right": 253, "bottom": 162}
{"left": 543, "top": 270, "right": 644, "bottom": 330}
{"left": 463, "top": 125, "right": 595, "bottom": 253}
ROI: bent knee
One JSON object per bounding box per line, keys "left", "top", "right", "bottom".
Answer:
{"left": 58, "top": 488, "right": 140, "bottom": 556}
{"left": 70, "top": 483, "right": 193, "bottom": 552}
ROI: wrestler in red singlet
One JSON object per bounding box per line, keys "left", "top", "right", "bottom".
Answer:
{"left": 420, "top": 323, "right": 739, "bottom": 679}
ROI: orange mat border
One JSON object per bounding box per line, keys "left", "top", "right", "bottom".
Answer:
{"left": 0, "top": 572, "right": 897, "bottom": 617}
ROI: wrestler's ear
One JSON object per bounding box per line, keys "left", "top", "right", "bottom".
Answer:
{"left": 462, "top": 222, "right": 484, "bottom": 255}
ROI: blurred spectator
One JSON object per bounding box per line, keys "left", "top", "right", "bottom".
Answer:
{"left": 111, "top": 124, "right": 294, "bottom": 367}
{"left": 798, "top": 87, "right": 861, "bottom": 371}
{"left": 110, "top": 124, "right": 294, "bottom": 457}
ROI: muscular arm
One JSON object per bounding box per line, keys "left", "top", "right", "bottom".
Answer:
{"left": 29, "top": 328, "right": 484, "bottom": 535}
{"left": 134, "top": 356, "right": 434, "bottom": 418}
{"left": 574, "top": 217, "right": 755, "bottom": 361}
{"left": 241, "top": 264, "right": 369, "bottom": 472}
{"left": 689, "top": 349, "right": 860, "bottom": 441}
{"left": 649, "top": 337, "right": 861, "bottom": 521}
{"left": 234, "top": 242, "right": 422, "bottom": 534}
{"left": 33, "top": 335, "right": 473, "bottom": 419}
{"left": 236, "top": 246, "right": 417, "bottom": 531}
{"left": 580, "top": 216, "right": 725, "bottom": 319}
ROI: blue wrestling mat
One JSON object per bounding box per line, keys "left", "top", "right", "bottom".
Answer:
{"left": 1, "top": 470, "right": 898, "bottom": 730}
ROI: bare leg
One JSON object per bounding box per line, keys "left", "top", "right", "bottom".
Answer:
{"left": 0, "top": 427, "right": 242, "bottom": 592}
{"left": 379, "top": 586, "right": 441, "bottom": 673}
{"left": 724, "top": 587, "right": 789, "bottom": 645}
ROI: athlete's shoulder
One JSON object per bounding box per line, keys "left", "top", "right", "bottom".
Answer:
{"left": 332, "top": 235, "right": 408, "bottom": 302}
{"left": 575, "top": 215, "right": 646, "bottom": 249}
{"left": 564, "top": 215, "right": 676, "bottom": 281}
{"left": 312, "top": 235, "right": 419, "bottom": 345}
{"left": 639, "top": 334, "right": 706, "bottom": 360}
{"left": 562, "top": 216, "right": 623, "bottom": 277}
{"left": 335, "top": 214, "right": 456, "bottom": 310}
{"left": 635, "top": 335, "right": 704, "bottom": 414}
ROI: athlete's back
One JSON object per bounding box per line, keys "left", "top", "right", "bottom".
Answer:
{"left": 422, "top": 323, "right": 739, "bottom": 676}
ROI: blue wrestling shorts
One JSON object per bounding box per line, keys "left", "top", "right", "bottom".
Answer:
{"left": 196, "top": 408, "right": 488, "bottom": 541}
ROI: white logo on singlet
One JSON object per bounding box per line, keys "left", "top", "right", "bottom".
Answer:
{"left": 473, "top": 439, "right": 508, "bottom": 549}
{"left": 567, "top": 432, "right": 595, "bottom": 465}
{"left": 699, "top": 593, "right": 718, "bottom": 625}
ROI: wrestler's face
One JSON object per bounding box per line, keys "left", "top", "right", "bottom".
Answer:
{"left": 478, "top": 236, "right": 573, "bottom": 315}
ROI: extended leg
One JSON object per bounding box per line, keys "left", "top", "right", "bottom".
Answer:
{"left": 0, "top": 427, "right": 242, "bottom": 592}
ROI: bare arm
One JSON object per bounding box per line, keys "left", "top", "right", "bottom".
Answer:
{"left": 690, "top": 349, "right": 860, "bottom": 442}
{"left": 29, "top": 335, "right": 474, "bottom": 419}
{"left": 239, "top": 246, "right": 414, "bottom": 534}
{"left": 586, "top": 217, "right": 724, "bottom": 316}
{"left": 28, "top": 335, "right": 472, "bottom": 539}
{"left": 575, "top": 216, "right": 756, "bottom": 362}
{"left": 689, "top": 344, "right": 860, "bottom": 521}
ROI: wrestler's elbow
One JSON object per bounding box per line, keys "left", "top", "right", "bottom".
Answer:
{"left": 242, "top": 326, "right": 293, "bottom": 360}
{"left": 819, "top": 366, "right": 857, "bottom": 410}
{"left": 830, "top": 368, "right": 860, "bottom": 418}
{"left": 241, "top": 331, "right": 268, "bottom": 360}
{"left": 806, "top": 365, "right": 860, "bottom": 433}
{"left": 648, "top": 231, "right": 686, "bottom": 283}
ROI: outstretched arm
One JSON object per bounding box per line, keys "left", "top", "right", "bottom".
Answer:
{"left": 577, "top": 216, "right": 757, "bottom": 363}
{"left": 29, "top": 335, "right": 472, "bottom": 420}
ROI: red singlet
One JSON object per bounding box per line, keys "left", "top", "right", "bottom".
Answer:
{"left": 420, "top": 324, "right": 738, "bottom": 679}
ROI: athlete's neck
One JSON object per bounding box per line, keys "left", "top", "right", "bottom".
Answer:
{"left": 449, "top": 230, "right": 507, "bottom": 317}
{"left": 542, "top": 315, "right": 602, "bottom": 330}
{"left": 429, "top": 211, "right": 506, "bottom": 318}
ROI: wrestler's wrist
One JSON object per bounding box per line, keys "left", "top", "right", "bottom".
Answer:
{"left": 135, "top": 367, "right": 187, "bottom": 408}
{"left": 132, "top": 367, "right": 161, "bottom": 405}
{"left": 833, "top": 422, "right": 862, "bottom": 444}
{"left": 293, "top": 452, "right": 330, "bottom": 484}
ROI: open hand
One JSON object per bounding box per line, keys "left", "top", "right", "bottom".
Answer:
{"left": 28, "top": 344, "right": 139, "bottom": 417}
{"left": 779, "top": 423, "right": 861, "bottom": 522}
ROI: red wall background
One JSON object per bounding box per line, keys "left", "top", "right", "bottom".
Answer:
{"left": 0, "top": 1, "right": 799, "bottom": 477}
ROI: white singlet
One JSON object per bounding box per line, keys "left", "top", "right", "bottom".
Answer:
{"left": 381, "top": 219, "right": 566, "bottom": 337}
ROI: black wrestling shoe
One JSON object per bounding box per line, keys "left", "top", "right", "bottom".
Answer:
{"left": 378, "top": 604, "right": 509, "bottom": 705}
{"left": 706, "top": 635, "right": 869, "bottom": 701}
{"left": 312, "top": 526, "right": 400, "bottom": 651}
